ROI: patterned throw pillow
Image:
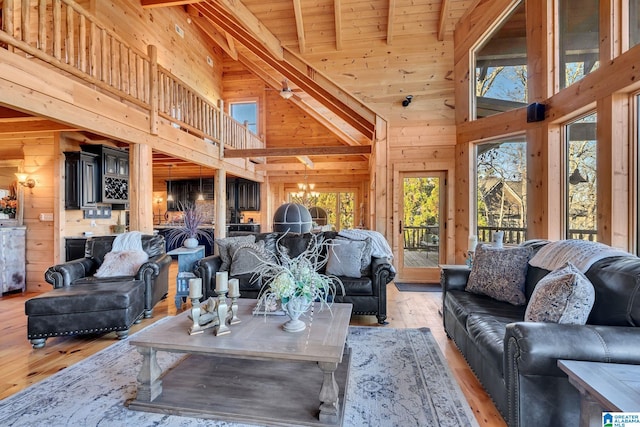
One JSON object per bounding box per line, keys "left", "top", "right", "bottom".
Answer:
{"left": 229, "top": 240, "right": 273, "bottom": 276}
{"left": 525, "top": 262, "right": 595, "bottom": 324}
{"left": 326, "top": 239, "right": 367, "bottom": 278}
{"left": 214, "top": 235, "right": 255, "bottom": 271}
{"left": 466, "top": 244, "right": 533, "bottom": 305}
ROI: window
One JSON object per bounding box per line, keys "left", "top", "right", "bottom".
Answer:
{"left": 475, "top": 136, "right": 527, "bottom": 243}
{"left": 473, "top": 1, "right": 527, "bottom": 119}
{"left": 631, "top": 0, "right": 640, "bottom": 48}
{"left": 229, "top": 102, "right": 258, "bottom": 134}
{"left": 565, "top": 113, "right": 597, "bottom": 240}
{"left": 289, "top": 192, "right": 355, "bottom": 231}
{"left": 559, "top": 0, "right": 599, "bottom": 89}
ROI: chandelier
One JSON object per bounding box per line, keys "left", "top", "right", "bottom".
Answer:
{"left": 292, "top": 167, "right": 319, "bottom": 204}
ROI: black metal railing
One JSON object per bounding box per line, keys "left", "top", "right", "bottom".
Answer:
{"left": 403, "top": 225, "right": 440, "bottom": 250}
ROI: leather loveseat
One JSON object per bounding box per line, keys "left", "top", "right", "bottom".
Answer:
{"left": 440, "top": 240, "right": 640, "bottom": 427}
{"left": 194, "top": 231, "right": 396, "bottom": 324}
{"left": 44, "top": 234, "right": 171, "bottom": 318}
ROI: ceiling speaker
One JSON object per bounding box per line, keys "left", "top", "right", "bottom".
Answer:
{"left": 527, "top": 103, "right": 546, "bottom": 123}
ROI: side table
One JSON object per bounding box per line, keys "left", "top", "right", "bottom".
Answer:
{"left": 167, "top": 246, "right": 205, "bottom": 308}
{"left": 559, "top": 359, "right": 640, "bottom": 427}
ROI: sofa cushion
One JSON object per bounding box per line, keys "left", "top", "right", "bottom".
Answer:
{"left": 336, "top": 236, "right": 372, "bottom": 275}
{"left": 466, "top": 244, "right": 533, "bottom": 305}
{"left": 466, "top": 313, "right": 514, "bottom": 376}
{"left": 215, "top": 235, "right": 255, "bottom": 271}
{"left": 326, "top": 239, "right": 367, "bottom": 278}
{"left": 445, "top": 290, "right": 525, "bottom": 331}
{"left": 525, "top": 262, "right": 595, "bottom": 324}
{"left": 337, "top": 276, "right": 372, "bottom": 296}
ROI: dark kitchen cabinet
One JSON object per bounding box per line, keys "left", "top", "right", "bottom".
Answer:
{"left": 64, "top": 151, "right": 99, "bottom": 210}
{"left": 237, "top": 179, "right": 260, "bottom": 211}
{"left": 82, "top": 145, "right": 129, "bottom": 204}
{"left": 167, "top": 178, "right": 214, "bottom": 211}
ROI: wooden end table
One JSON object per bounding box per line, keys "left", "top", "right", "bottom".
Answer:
{"left": 129, "top": 299, "right": 353, "bottom": 426}
{"left": 559, "top": 359, "right": 640, "bottom": 427}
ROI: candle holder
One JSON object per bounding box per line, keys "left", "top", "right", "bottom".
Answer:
{"left": 188, "top": 297, "right": 204, "bottom": 335}
{"left": 214, "top": 290, "right": 231, "bottom": 336}
{"left": 228, "top": 295, "right": 241, "bottom": 325}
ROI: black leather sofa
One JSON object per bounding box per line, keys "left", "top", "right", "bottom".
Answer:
{"left": 194, "top": 231, "right": 396, "bottom": 324}
{"left": 44, "top": 234, "right": 171, "bottom": 318}
{"left": 440, "top": 240, "right": 640, "bottom": 427}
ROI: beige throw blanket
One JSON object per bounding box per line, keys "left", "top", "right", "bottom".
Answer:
{"left": 529, "top": 239, "right": 631, "bottom": 272}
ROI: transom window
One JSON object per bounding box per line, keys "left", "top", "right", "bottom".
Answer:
{"left": 473, "top": 1, "right": 527, "bottom": 119}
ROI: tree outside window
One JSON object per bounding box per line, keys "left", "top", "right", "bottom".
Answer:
{"left": 476, "top": 137, "right": 527, "bottom": 244}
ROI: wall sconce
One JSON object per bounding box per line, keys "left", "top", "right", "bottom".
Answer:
{"left": 402, "top": 95, "right": 413, "bottom": 107}
{"left": 15, "top": 173, "right": 36, "bottom": 189}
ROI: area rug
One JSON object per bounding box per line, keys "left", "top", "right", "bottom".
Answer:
{"left": 395, "top": 282, "right": 442, "bottom": 292}
{"left": 0, "top": 322, "right": 478, "bottom": 427}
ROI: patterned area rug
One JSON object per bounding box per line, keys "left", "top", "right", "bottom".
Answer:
{"left": 0, "top": 322, "right": 478, "bottom": 427}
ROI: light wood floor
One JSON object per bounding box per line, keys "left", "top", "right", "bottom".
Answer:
{"left": 0, "top": 262, "right": 506, "bottom": 427}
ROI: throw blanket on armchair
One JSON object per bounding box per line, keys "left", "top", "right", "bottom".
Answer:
{"left": 95, "top": 231, "right": 148, "bottom": 277}
{"left": 529, "top": 239, "right": 631, "bottom": 272}
{"left": 338, "top": 229, "right": 394, "bottom": 259}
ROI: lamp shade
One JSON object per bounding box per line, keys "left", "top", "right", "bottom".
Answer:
{"left": 309, "top": 206, "right": 328, "bottom": 226}
{"left": 273, "top": 203, "right": 312, "bottom": 233}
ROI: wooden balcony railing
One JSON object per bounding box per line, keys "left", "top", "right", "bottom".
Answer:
{"left": 0, "top": 0, "right": 263, "bottom": 152}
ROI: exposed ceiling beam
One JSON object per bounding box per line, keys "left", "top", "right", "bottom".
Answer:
{"left": 205, "top": 0, "right": 283, "bottom": 61}
{"left": 194, "top": 2, "right": 376, "bottom": 139}
{"left": 296, "top": 155, "right": 314, "bottom": 168}
{"left": 387, "top": 0, "right": 395, "bottom": 45}
{"left": 141, "top": 0, "right": 202, "bottom": 8}
{"left": 437, "top": 0, "right": 450, "bottom": 42}
{"left": 334, "top": 0, "right": 342, "bottom": 50}
{"left": 188, "top": 8, "right": 238, "bottom": 60}
{"left": 292, "top": 0, "right": 306, "bottom": 54}
{"left": 225, "top": 145, "right": 372, "bottom": 158}
{"left": 256, "top": 161, "right": 368, "bottom": 172}
{"left": 0, "top": 119, "right": 77, "bottom": 133}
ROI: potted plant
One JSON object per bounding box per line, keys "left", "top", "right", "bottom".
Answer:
{"left": 166, "top": 202, "right": 213, "bottom": 249}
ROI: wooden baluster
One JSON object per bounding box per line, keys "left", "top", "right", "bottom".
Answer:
{"left": 21, "top": 0, "right": 30, "bottom": 45}
{"left": 65, "top": 5, "right": 73, "bottom": 65}
{"left": 78, "top": 14, "right": 86, "bottom": 72}
{"left": 38, "top": 0, "right": 46, "bottom": 52}
{"left": 53, "top": 0, "right": 61, "bottom": 60}
{"left": 148, "top": 45, "right": 158, "bottom": 135}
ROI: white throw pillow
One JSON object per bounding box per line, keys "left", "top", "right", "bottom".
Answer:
{"left": 94, "top": 250, "right": 149, "bottom": 278}
{"left": 525, "top": 262, "right": 595, "bottom": 324}
{"left": 326, "top": 239, "right": 366, "bottom": 278}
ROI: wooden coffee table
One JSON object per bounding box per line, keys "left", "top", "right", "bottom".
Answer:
{"left": 129, "top": 299, "right": 353, "bottom": 426}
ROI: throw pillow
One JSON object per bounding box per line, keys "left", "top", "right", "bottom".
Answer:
{"left": 466, "top": 244, "right": 533, "bottom": 305}
{"left": 326, "top": 239, "right": 367, "bottom": 278}
{"left": 94, "top": 250, "right": 149, "bottom": 278}
{"left": 525, "top": 262, "right": 595, "bottom": 324}
{"left": 336, "top": 236, "right": 372, "bottom": 275}
{"left": 229, "top": 240, "right": 273, "bottom": 276}
{"left": 215, "top": 235, "right": 256, "bottom": 271}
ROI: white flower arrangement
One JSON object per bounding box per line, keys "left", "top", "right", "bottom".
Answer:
{"left": 254, "top": 233, "right": 344, "bottom": 314}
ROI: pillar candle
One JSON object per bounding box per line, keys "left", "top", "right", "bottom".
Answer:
{"left": 228, "top": 278, "right": 240, "bottom": 298}
{"left": 468, "top": 235, "right": 478, "bottom": 252}
{"left": 215, "top": 271, "right": 228, "bottom": 293}
{"left": 189, "top": 278, "right": 202, "bottom": 299}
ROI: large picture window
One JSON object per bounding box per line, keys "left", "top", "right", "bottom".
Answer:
{"left": 475, "top": 136, "right": 527, "bottom": 244}
{"left": 631, "top": 0, "right": 640, "bottom": 48}
{"left": 473, "top": 1, "right": 527, "bottom": 119}
{"left": 565, "top": 113, "right": 597, "bottom": 240}
{"left": 559, "top": 0, "right": 599, "bottom": 89}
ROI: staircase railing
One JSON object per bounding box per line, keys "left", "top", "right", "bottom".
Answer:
{"left": 0, "top": 0, "right": 263, "bottom": 151}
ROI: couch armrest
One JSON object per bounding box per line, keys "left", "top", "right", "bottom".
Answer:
{"left": 44, "top": 258, "right": 96, "bottom": 288}
{"left": 137, "top": 253, "right": 172, "bottom": 317}
{"left": 505, "top": 322, "right": 640, "bottom": 377}
{"left": 371, "top": 256, "right": 396, "bottom": 289}
{"left": 440, "top": 266, "right": 470, "bottom": 292}
{"left": 194, "top": 255, "right": 223, "bottom": 298}
{"left": 505, "top": 322, "right": 640, "bottom": 427}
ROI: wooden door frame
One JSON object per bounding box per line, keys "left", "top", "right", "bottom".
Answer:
{"left": 392, "top": 161, "right": 455, "bottom": 282}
